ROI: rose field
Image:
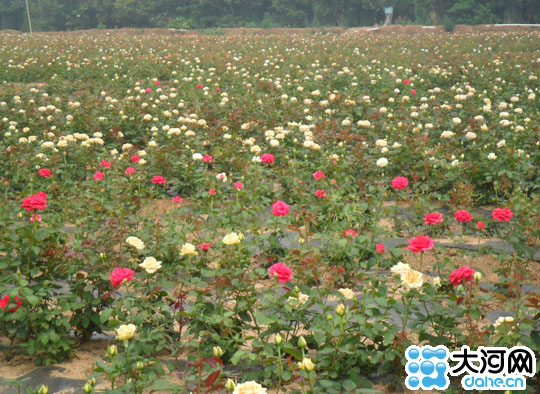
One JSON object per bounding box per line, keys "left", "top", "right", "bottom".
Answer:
{"left": 0, "top": 28, "right": 539, "bottom": 393}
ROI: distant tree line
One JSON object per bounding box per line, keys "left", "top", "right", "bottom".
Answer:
{"left": 1, "top": 0, "right": 539, "bottom": 32}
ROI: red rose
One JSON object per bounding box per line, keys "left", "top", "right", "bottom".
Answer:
{"left": 260, "top": 153, "right": 275, "bottom": 164}
{"left": 234, "top": 182, "right": 243, "bottom": 190}
{"left": 93, "top": 171, "right": 105, "bottom": 180}
{"left": 131, "top": 155, "right": 141, "bottom": 162}
{"left": 408, "top": 235, "right": 434, "bottom": 253}
{"left": 403, "top": 79, "right": 411, "bottom": 84}
{"left": 391, "top": 176, "right": 409, "bottom": 189}
{"left": 152, "top": 175, "right": 166, "bottom": 185}
{"left": 315, "top": 189, "right": 326, "bottom": 198}
{"left": 125, "top": 167, "right": 136, "bottom": 175}
{"left": 269, "top": 262, "right": 293, "bottom": 283}
{"left": 39, "top": 168, "right": 52, "bottom": 178}
{"left": 492, "top": 207, "right": 513, "bottom": 222}
{"left": 208, "top": 188, "right": 216, "bottom": 195}
{"left": 476, "top": 221, "right": 485, "bottom": 230}
{"left": 109, "top": 267, "right": 134, "bottom": 288}
{"left": 313, "top": 171, "right": 325, "bottom": 180}
{"left": 0, "top": 295, "right": 22, "bottom": 312}
{"left": 272, "top": 200, "right": 290, "bottom": 217}
{"left": 202, "top": 155, "right": 213, "bottom": 163}
{"left": 376, "top": 243, "right": 386, "bottom": 254}
{"left": 196, "top": 84, "right": 203, "bottom": 89}
{"left": 199, "top": 243, "right": 212, "bottom": 252}
{"left": 100, "top": 160, "right": 112, "bottom": 168}
{"left": 173, "top": 196, "right": 183, "bottom": 203}
{"left": 449, "top": 266, "right": 476, "bottom": 287}
{"left": 454, "top": 210, "right": 473, "bottom": 223}
{"left": 344, "top": 229, "right": 356, "bottom": 237}
{"left": 21, "top": 192, "right": 48, "bottom": 211}
{"left": 424, "top": 212, "right": 443, "bottom": 225}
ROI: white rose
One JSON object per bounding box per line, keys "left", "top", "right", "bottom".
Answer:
{"left": 376, "top": 157, "right": 388, "bottom": 167}
{"left": 139, "top": 257, "right": 162, "bottom": 274}
{"left": 126, "top": 236, "right": 145, "bottom": 250}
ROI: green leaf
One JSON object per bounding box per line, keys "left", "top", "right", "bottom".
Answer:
{"left": 26, "top": 295, "right": 39, "bottom": 306}
{"left": 282, "top": 346, "right": 302, "bottom": 361}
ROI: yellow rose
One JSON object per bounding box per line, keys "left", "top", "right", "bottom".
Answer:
{"left": 233, "top": 381, "right": 267, "bottom": 394}
{"left": 336, "top": 303, "right": 346, "bottom": 316}
{"left": 126, "top": 236, "right": 145, "bottom": 250}
{"left": 297, "top": 357, "right": 315, "bottom": 371}
{"left": 338, "top": 288, "right": 354, "bottom": 300}
{"left": 222, "top": 232, "right": 241, "bottom": 245}
{"left": 401, "top": 269, "right": 423, "bottom": 289}
{"left": 180, "top": 243, "right": 198, "bottom": 256}
{"left": 390, "top": 262, "right": 411, "bottom": 277}
{"left": 115, "top": 324, "right": 136, "bottom": 340}
{"left": 139, "top": 256, "right": 161, "bottom": 274}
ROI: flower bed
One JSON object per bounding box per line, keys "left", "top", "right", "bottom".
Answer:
{"left": 0, "top": 29, "right": 539, "bottom": 393}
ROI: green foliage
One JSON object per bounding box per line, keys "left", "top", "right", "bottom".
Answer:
{"left": 3, "top": 0, "right": 540, "bottom": 31}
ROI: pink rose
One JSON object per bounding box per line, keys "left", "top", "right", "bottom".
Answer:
{"left": 100, "top": 160, "right": 112, "bottom": 168}
{"left": 403, "top": 79, "right": 410, "bottom": 84}
{"left": 492, "top": 207, "right": 513, "bottom": 222}
{"left": 376, "top": 243, "right": 385, "bottom": 254}
{"left": 391, "top": 176, "right": 409, "bottom": 190}
{"left": 344, "top": 229, "right": 356, "bottom": 237}
{"left": 234, "top": 182, "right": 243, "bottom": 190}
{"left": 208, "top": 188, "right": 216, "bottom": 196}
{"left": 272, "top": 200, "right": 290, "bottom": 217}
{"left": 454, "top": 210, "right": 473, "bottom": 223}
{"left": 109, "top": 267, "right": 134, "bottom": 288}
{"left": 408, "top": 235, "right": 434, "bottom": 253}
{"left": 145, "top": 88, "right": 151, "bottom": 93}
{"left": 314, "top": 189, "right": 326, "bottom": 198}
{"left": 30, "top": 214, "right": 42, "bottom": 223}
{"left": 131, "top": 155, "right": 141, "bottom": 162}
{"left": 152, "top": 175, "right": 166, "bottom": 185}
{"left": 476, "top": 221, "right": 485, "bottom": 230}
{"left": 269, "top": 262, "right": 293, "bottom": 283}
{"left": 202, "top": 155, "right": 213, "bottom": 163}
{"left": 93, "top": 171, "right": 105, "bottom": 180}
{"left": 449, "top": 266, "right": 476, "bottom": 287}
{"left": 173, "top": 196, "right": 183, "bottom": 203}
{"left": 39, "top": 168, "right": 52, "bottom": 178}
{"left": 125, "top": 167, "right": 136, "bottom": 175}
{"left": 424, "top": 212, "right": 443, "bottom": 225}
{"left": 260, "top": 153, "right": 275, "bottom": 164}
{"left": 313, "top": 171, "right": 325, "bottom": 180}
{"left": 21, "top": 192, "right": 48, "bottom": 211}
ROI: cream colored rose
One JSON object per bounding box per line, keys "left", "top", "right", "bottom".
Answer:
{"left": 297, "top": 357, "right": 315, "bottom": 371}
{"left": 288, "top": 292, "right": 309, "bottom": 308}
{"left": 180, "top": 243, "right": 198, "bottom": 256}
{"left": 401, "top": 269, "right": 424, "bottom": 289}
{"left": 139, "top": 257, "right": 161, "bottom": 274}
{"left": 338, "top": 288, "right": 354, "bottom": 300}
{"left": 233, "top": 381, "right": 267, "bottom": 394}
{"left": 222, "top": 232, "right": 241, "bottom": 245}
{"left": 115, "top": 324, "right": 136, "bottom": 340}
{"left": 390, "top": 262, "right": 411, "bottom": 277}
{"left": 126, "top": 236, "right": 145, "bottom": 250}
